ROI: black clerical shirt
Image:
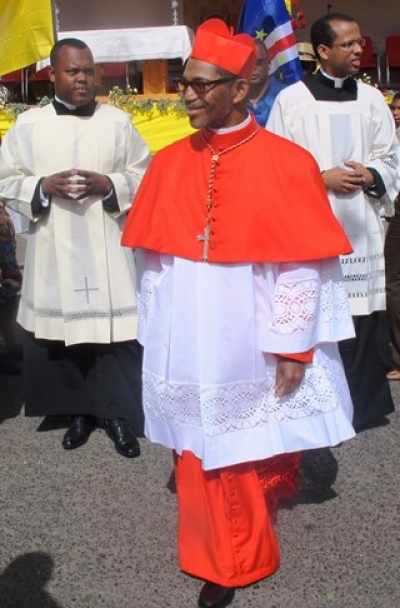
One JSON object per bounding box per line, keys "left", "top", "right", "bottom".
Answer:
{"left": 303, "top": 70, "right": 357, "bottom": 102}
{"left": 52, "top": 98, "right": 97, "bottom": 116}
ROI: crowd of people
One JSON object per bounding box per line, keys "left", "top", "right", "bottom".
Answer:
{"left": 0, "top": 11, "right": 399, "bottom": 608}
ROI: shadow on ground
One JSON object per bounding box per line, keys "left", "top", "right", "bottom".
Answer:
{"left": 0, "top": 552, "right": 63, "bottom": 608}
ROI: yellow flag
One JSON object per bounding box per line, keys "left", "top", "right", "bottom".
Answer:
{"left": 0, "top": 0, "right": 54, "bottom": 75}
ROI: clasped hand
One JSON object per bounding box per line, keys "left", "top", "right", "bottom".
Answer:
{"left": 322, "top": 161, "right": 374, "bottom": 194}
{"left": 41, "top": 168, "right": 112, "bottom": 200}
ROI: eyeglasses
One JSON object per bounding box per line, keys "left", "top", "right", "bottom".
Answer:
{"left": 331, "top": 38, "right": 366, "bottom": 51}
{"left": 174, "top": 76, "right": 237, "bottom": 96}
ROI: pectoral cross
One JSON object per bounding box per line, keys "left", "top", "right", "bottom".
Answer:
{"left": 197, "top": 224, "right": 210, "bottom": 261}
{"left": 74, "top": 277, "right": 99, "bottom": 303}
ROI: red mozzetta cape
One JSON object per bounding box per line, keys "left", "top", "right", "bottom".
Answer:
{"left": 122, "top": 116, "right": 352, "bottom": 263}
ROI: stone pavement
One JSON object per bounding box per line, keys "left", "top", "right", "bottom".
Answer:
{"left": 0, "top": 371, "right": 399, "bottom": 608}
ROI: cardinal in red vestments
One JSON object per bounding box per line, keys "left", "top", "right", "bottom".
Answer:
{"left": 122, "top": 18, "right": 355, "bottom": 608}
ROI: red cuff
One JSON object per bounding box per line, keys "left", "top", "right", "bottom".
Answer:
{"left": 277, "top": 348, "right": 314, "bottom": 364}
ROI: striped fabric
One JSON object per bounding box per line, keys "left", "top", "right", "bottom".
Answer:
{"left": 238, "top": 0, "right": 303, "bottom": 84}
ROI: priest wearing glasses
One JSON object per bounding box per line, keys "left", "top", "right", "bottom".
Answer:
{"left": 123, "top": 18, "right": 355, "bottom": 608}
{"left": 268, "top": 13, "right": 400, "bottom": 432}
{"left": 0, "top": 39, "right": 151, "bottom": 457}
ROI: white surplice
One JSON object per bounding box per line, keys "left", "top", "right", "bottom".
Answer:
{"left": 267, "top": 81, "right": 400, "bottom": 316}
{"left": 0, "top": 103, "right": 150, "bottom": 346}
{"left": 136, "top": 251, "right": 355, "bottom": 471}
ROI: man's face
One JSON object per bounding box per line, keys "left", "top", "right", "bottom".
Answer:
{"left": 181, "top": 58, "right": 238, "bottom": 129}
{"left": 318, "top": 20, "right": 363, "bottom": 78}
{"left": 49, "top": 45, "right": 96, "bottom": 106}
{"left": 249, "top": 43, "right": 270, "bottom": 86}
{"left": 390, "top": 98, "right": 400, "bottom": 129}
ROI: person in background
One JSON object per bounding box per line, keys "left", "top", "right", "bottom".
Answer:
{"left": 390, "top": 91, "right": 400, "bottom": 136}
{"left": 0, "top": 39, "right": 151, "bottom": 456}
{"left": 268, "top": 13, "right": 400, "bottom": 431}
{"left": 384, "top": 91, "right": 400, "bottom": 380}
{"left": 122, "top": 18, "right": 355, "bottom": 608}
{"left": 247, "top": 40, "right": 286, "bottom": 126}
{"left": 297, "top": 41, "right": 318, "bottom": 76}
{"left": 0, "top": 200, "right": 22, "bottom": 374}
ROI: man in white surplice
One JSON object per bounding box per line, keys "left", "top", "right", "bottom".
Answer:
{"left": 0, "top": 39, "right": 151, "bottom": 456}
{"left": 268, "top": 12, "right": 400, "bottom": 431}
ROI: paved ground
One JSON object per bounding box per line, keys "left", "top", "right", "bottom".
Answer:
{"left": 0, "top": 368, "right": 399, "bottom": 608}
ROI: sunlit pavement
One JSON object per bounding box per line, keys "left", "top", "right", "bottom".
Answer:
{"left": 0, "top": 371, "right": 399, "bottom": 607}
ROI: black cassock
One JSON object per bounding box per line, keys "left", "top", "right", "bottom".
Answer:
{"left": 23, "top": 331, "right": 144, "bottom": 434}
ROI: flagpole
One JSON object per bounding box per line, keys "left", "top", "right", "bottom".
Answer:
{"left": 51, "top": 0, "right": 59, "bottom": 42}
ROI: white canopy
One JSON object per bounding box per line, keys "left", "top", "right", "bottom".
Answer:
{"left": 37, "top": 25, "right": 194, "bottom": 69}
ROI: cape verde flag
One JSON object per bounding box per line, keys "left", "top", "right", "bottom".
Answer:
{"left": 238, "top": 0, "right": 302, "bottom": 84}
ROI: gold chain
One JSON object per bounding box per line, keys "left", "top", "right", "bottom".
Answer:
{"left": 196, "top": 125, "right": 260, "bottom": 260}
{"left": 201, "top": 125, "right": 260, "bottom": 217}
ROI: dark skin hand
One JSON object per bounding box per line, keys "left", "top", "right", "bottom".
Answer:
{"left": 41, "top": 168, "right": 112, "bottom": 200}
{"left": 275, "top": 358, "right": 305, "bottom": 397}
{"left": 322, "top": 161, "right": 375, "bottom": 194}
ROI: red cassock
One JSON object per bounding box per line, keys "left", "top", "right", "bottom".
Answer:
{"left": 122, "top": 115, "right": 352, "bottom": 263}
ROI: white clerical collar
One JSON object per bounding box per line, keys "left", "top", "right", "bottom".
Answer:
{"left": 320, "top": 68, "right": 349, "bottom": 89}
{"left": 210, "top": 114, "right": 251, "bottom": 135}
{"left": 54, "top": 95, "right": 78, "bottom": 111}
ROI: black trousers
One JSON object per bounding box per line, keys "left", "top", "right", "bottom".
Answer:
{"left": 339, "top": 313, "right": 394, "bottom": 430}
{"left": 384, "top": 199, "right": 400, "bottom": 369}
{"left": 23, "top": 331, "right": 144, "bottom": 434}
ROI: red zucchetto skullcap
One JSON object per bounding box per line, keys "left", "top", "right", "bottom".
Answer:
{"left": 191, "top": 18, "right": 256, "bottom": 80}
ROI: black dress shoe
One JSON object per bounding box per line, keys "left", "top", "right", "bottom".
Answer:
{"left": 62, "top": 415, "right": 95, "bottom": 450}
{"left": 198, "top": 582, "right": 235, "bottom": 608}
{"left": 103, "top": 419, "right": 140, "bottom": 458}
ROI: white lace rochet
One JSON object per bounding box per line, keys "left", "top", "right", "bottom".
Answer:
{"left": 137, "top": 252, "right": 355, "bottom": 470}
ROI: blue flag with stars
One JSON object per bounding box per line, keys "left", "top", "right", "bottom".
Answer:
{"left": 238, "top": 0, "right": 303, "bottom": 84}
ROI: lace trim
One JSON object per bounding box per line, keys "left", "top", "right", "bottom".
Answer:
{"left": 270, "top": 279, "right": 318, "bottom": 335}
{"left": 347, "top": 287, "right": 385, "bottom": 298}
{"left": 344, "top": 270, "right": 384, "bottom": 282}
{"left": 269, "top": 274, "right": 350, "bottom": 336}
{"left": 341, "top": 253, "right": 382, "bottom": 265}
{"left": 143, "top": 346, "right": 349, "bottom": 436}
{"left": 382, "top": 152, "right": 399, "bottom": 172}
{"left": 21, "top": 297, "right": 137, "bottom": 321}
